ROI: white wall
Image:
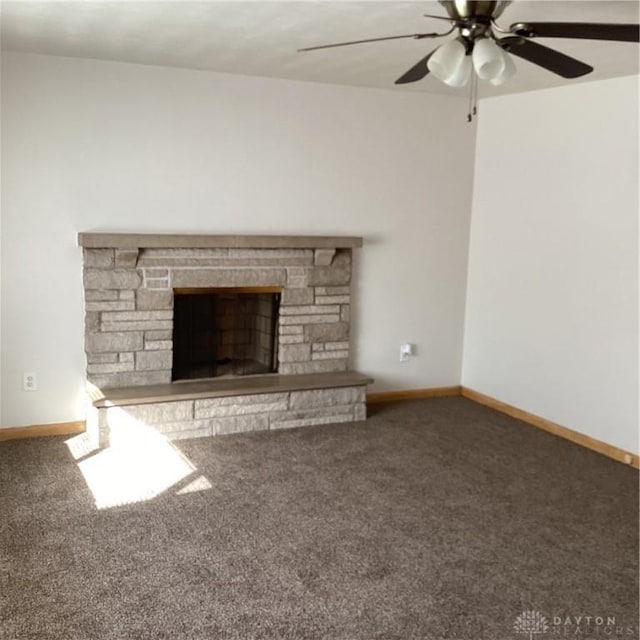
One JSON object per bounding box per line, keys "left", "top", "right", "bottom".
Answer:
{"left": 463, "top": 76, "right": 639, "bottom": 453}
{"left": 0, "top": 52, "right": 476, "bottom": 427}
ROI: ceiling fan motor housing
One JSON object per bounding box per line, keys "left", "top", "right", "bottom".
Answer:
{"left": 439, "top": 0, "right": 511, "bottom": 50}
{"left": 439, "top": 0, "right": 512, "bottom": 22}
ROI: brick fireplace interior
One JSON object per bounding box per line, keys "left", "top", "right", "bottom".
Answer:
{"left": 172, "top": 287, "right": 280, "bottom": 380}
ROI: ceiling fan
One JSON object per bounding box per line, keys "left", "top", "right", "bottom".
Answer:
{"left": 298, "top": 1, "right": 639, "bottom": 119}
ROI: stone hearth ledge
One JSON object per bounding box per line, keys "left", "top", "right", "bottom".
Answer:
{"left": 92, "top": 371, "right": 372, "bottom": 407}
{"left": 78, "top": 233, "right": 363, "bottom": 249}
{"left": 88, "top": 372, "right": 373, "bottom": 446}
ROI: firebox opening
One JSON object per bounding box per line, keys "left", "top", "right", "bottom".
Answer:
{"left": 172, "top": 287, "right": 281, "bottom": 381}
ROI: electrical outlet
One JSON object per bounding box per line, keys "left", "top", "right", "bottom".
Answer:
{"left": 623, "top": 454, "right": 633, "bottom": 465}
{"left": 23, "top": 372, "right": 38, "bottom": 392}
{"left": 400, "top": 343, "right": 413, "bottom": 362}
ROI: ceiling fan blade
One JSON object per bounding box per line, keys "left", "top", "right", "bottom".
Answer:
{"left": 510, "top": 22, "right": 640, "bottom": 42}
{"left": 394, "top": 51, "right": 435, "bottom": 85}
{"left": 499, "top": 37, "right": 593, "bottom": 78}
{"left": 298, "top": 33, "right": 441, "bottom": 52}
{"left": 423, "top": 13, "right": 457, "bottom": 22}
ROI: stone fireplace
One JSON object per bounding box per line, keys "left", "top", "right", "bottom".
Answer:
{"left": 79, "top": 233, "right": 371, "bottom": 444}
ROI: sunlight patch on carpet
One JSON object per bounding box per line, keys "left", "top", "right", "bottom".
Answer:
{"left": 76, "top": 408, "right": 210, "bottom": 509}
{"left": 176, "top": 475, "right": 213, "bottom": 495}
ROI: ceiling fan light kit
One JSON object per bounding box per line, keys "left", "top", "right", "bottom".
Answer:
{"left": 299, "top": 0, "right": 639, "bottom": 121}
{"left": 490, "top": 50, "right": 517, "bottom": 86}
{"left": 447, "top": 52, "right": 473, "bottom": 88}
{"left": 427, "top": 38, "right": 468, "bottom": 85}
{"left": 424, "top": 33, "right": 516, "bottom": 89}
{"left": 472, "top": 37, "right": 506, "bottom": 81}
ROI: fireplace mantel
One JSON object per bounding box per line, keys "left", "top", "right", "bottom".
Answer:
{"left": 78, "top": 233, "right": 363, "bottom": 250}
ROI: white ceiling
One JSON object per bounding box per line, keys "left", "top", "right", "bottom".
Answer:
{"left": 1, "top": 1, "right": 638, "bottom": 97}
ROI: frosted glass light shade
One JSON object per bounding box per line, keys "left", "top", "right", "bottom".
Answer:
{"left": 490, "top": 51, "right": 516, "bottom": 85}
{"left": 473, "top": 37, "right": 506, "bottom": 81}
{"left": 446, "top": 55, "right": 472, "bottom": 87}
{"left": 428, "top": 39, "right": 467, "bottom": 86}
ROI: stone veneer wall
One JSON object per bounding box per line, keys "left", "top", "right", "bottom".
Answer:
{"left": 82, "top": 241, "right": 354, "bottom": 389}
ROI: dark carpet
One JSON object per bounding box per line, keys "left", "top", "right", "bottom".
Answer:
{"left": 1, "top": 397, "right": 638, "bottom": 640}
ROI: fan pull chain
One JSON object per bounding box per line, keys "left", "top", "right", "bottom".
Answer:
{"left": 473, "top": 72, "right": 478, "bottom": 119}
{"left": 467, "top": 71, "right": 478, "bottom": 123}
